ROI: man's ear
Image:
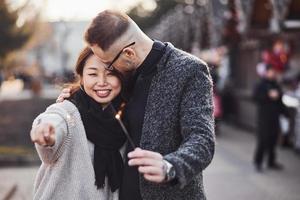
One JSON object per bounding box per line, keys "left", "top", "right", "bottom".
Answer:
{"left": 123, "top": 48, "right": 135, "bottom": 58}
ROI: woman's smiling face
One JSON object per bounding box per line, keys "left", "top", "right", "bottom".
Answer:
{"left": 81, "top": 54, "right": 121, "bottom": 106}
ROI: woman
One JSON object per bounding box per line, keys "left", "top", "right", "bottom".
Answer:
{"left": 30, "top": 47, "right": 126, "bottom": 199}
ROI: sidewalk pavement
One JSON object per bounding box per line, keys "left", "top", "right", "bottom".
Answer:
{"left": 204, "top": 123, "right": 300, "bottom": 200}
{"left": 0, "top": 123, "right": 299, "bottom": 199}
{"left": 0, "top": 166, "right": 37, "bottom": 200}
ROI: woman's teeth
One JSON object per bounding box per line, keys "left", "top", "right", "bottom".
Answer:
{"left": 95, "top": 89, "right": 110, "bottom": 97}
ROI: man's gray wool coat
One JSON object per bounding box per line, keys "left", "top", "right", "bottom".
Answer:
{"left": 138, "top": 43, "right": 215, "bottom": 200}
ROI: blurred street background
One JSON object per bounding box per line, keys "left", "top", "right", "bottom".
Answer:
{"left": 0, "top": 0, "right": 300, "bottom": 199}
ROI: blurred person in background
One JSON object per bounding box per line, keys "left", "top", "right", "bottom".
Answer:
{"left": 30, "top": 47, "right": 126, "bottom": 200}
{"left": 289, "top": 74, "right": 300, "bottom": 155}
{"left": 57, "top": 10, "right": 215, "bottom": 200}
{"left": 280, "top": 78, "right": 298, "bottom": 148}
{"left": 253, "top": 64, "right": 287, "bottom": 172}
{"left": 263, "top": 39, "right": 289, "bottom": 74}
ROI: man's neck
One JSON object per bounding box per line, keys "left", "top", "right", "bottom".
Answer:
{"left": 135, "top": 38, "right": 154, "bottom": 69}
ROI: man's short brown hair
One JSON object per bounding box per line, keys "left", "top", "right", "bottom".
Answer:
{"left": 84, "top": 10, "right": 130, "bottom": 51}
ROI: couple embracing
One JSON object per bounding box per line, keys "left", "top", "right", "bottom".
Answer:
{"left": 30, "top": 10, "right": 215, "bottom": 200}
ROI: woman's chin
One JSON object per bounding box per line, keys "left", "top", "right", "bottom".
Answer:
{"left": 92, "top": 95, "right": 113, "bottom": 105}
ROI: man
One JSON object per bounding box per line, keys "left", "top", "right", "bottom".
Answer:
{"left": 253, "top": 64, "right": 286, "bottom": 172}
{"left": 57, "top": 10, "right": 215, "bottom": 200}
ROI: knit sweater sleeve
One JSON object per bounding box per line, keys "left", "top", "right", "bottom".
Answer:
{"left": 164, "top": 61, "right": 215, "bottom": 188}
{"left": 32, "top": 112, "right": 68, "bottom": 164}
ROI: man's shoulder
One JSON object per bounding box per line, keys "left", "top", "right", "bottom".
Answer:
{"left": 165, "top": 43, "right": 208, "bottom": 71}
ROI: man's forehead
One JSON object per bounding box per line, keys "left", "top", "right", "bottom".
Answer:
{"left": 90, "top": 45, "right": 110, "bottom": 62}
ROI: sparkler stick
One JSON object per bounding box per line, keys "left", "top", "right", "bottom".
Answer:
{"left": 110, "top": 103, "right": 136, "bottom": 149}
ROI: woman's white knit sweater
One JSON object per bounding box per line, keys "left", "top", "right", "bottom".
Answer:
{"left": 32, "top": 100, "right": 123, "bottom": 200}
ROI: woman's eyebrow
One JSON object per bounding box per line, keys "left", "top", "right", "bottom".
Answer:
{"left": 85, "top": 66, "right": 98, "bottom": 70}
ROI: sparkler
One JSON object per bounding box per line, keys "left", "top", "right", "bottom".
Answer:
{"left": 110, "top": 103, "right": 136, "bottom": 149}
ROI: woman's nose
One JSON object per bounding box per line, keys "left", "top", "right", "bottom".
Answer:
{"left": 97, "top": 74, "right": 108, "bottom": 86}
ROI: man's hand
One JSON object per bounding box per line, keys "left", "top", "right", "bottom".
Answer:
{"left": 56, "top": 88, "right": 72, "bottom": 103}
{"left": 128, "top": 148, "right": 166, "bottom": 183}
{"left": 269, "top": 89, "right": 279, "bottom": 100}
{"left": 30, "top": 123, "right": 56, "bottom": 147}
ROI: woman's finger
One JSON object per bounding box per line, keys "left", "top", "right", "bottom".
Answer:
{"left": 43, "top": 124, "right": 55, "bottom": 146}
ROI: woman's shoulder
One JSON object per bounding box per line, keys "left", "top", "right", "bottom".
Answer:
{"left": 44, "top": 100, "right": 79, "bottom": 121}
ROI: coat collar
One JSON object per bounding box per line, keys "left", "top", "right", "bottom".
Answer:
{"left": 155, "top": 42, "right": 176, "bottom": 73}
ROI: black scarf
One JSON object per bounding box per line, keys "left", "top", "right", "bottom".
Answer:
{"left": 68, "top": 89, "right": 126, "bottom": 192}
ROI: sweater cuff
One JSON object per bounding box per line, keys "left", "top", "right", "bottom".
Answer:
{"left": 34, "top": 113, "right": 67, "bottom": 164}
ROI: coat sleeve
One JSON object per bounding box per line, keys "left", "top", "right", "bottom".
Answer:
{"left": 32, "top": 111, "right": 68, "bottom": 164}
{"left": 163, "top": 62, "right": 215, "bottom": 188}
